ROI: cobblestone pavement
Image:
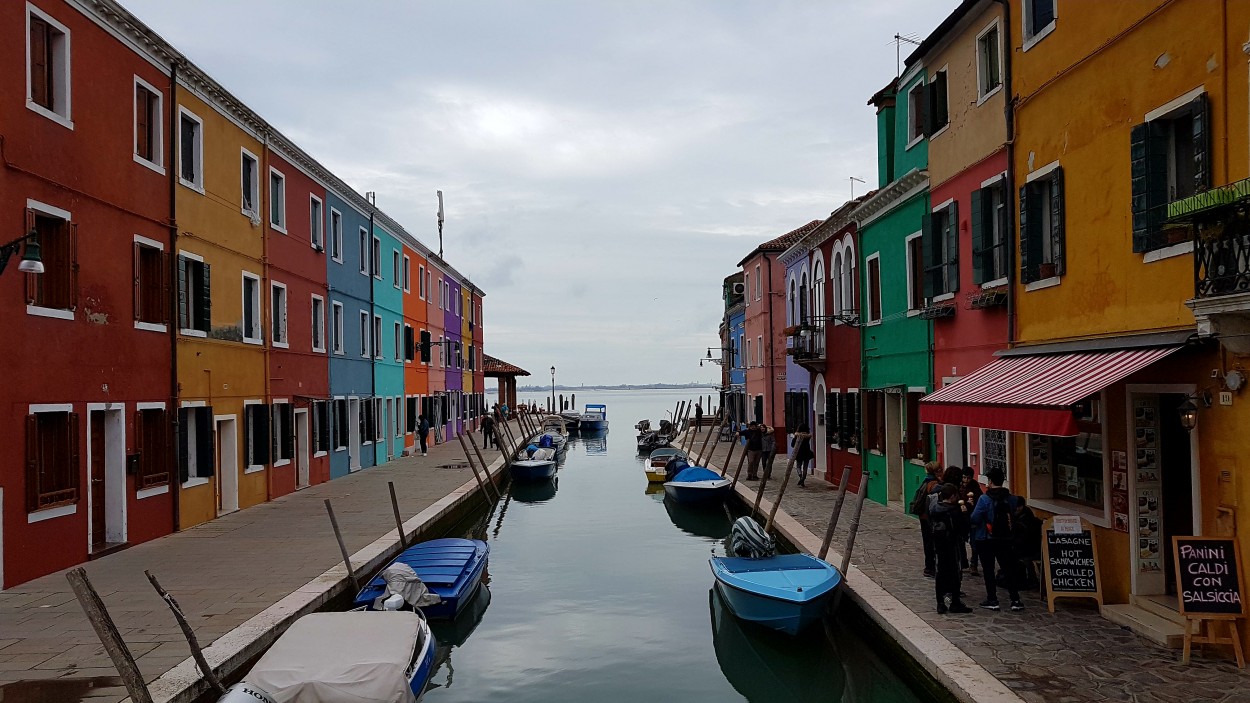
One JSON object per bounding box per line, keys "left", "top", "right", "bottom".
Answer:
{"left": 0, "top": 423, "right": 512, "bottom": 701}
{"left": 691, "top": 427, "right": 1250, "bottom": 703}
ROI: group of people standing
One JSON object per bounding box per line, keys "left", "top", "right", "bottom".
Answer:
{"left": 913, "top": 462, "right": 1042, "bottom": 614}
{"left": 735, "top": 421, "right": 817, "bottom": 486}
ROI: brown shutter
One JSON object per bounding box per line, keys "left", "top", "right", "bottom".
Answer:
{"left": 161, "top": 250, "right": 171, "bottom": 324}
{"left": 133, "top": 242, "right": 142, "bottom": 320}
{"left": 25, "top": 414, "right": 39, "bottom": 512}
{"left": 68, "top": 222, "right": 79, "bottom": 310}
{"left": 68, "top": 412, "right": 81, "bottom": 502}
{"left": 29, "top": 18, "right": 49, "bottom": 108}
{"left": 24, "top": 209, "right": 37, "bottom": 304}
{"left": 135, "top": 86, "right": 151, "bottom": 159}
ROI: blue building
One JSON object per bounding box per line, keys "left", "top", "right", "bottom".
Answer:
{"left": 780, "top": 242, "right": 812, "bottom": 438}
{"left": 720, "top": 273, "right": 747, "bottom": 425}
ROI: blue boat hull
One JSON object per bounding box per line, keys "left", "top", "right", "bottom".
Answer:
{"left": 579, "top": 419, "right": 608, "bottom": 430}
{"left": 710, "top": 554, "right": 840, "bottom": 636}
{"left": 410, "top": 622, "right": 437, "bottom": 697}
{"left": 353, "top": 538, "right": 489, "bottom": 620}
{"left": 713, "top": 579, "right": 830, "bottom": 636}
{"left": 509, "top": 460, "right": 557, "bottom": 482}
{"left": 664, "top": 482, "right": 732, "bottom": 505}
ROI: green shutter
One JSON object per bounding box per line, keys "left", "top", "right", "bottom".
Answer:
{"left": 1131, "top": 123, "right": 1169, "bottom": 252}
{"left": 1192, "top": 93, "right": 1209, "bottom": 192}
{"left": 177, "top": 256, "right": 189, "bottom": 329}
{"left": 177, "top": 408, "right": 190, "bottom": 483}
{"left": 197, "top": 408, "right": 215, "bottom": 477}
{"left": 1050, "top": 167, "right": 1065, "bottom": 276}
{"left": 921, "top": 209, "right": 936, "bottom": 300}
{"left": 945, "top": 201, "right": 959, "bottom": 293}
{"left": 198, "top": 262, "right": 212, "bottom": 332}
{"left": 970, "top": 188, "right": 985, "bottom": 284}
{"left": 1019, "top": 184, "right": 1042, "bottom": 282}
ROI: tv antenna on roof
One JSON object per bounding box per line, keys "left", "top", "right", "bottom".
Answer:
{"left": 893, "top": 33, "right": 921, "bottom": 77}
{"left": 436, "top": 190, "right": 444, "bottom": 258}
{"left": 850, "top": 176, "right": 866, "bottom": 199}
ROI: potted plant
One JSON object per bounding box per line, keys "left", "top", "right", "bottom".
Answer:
{"left": 1038, "top": 261, "right": 1057, "bottom": 279}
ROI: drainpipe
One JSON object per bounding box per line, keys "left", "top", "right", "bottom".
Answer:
{"left": 261, "top": 129, "right": 274, "bottom": 501}
{"left": 368, "top": 208, "right": 376, "bottom": 460}
{"left": 997, "top": 0, "right": 1017, "bottom": 348}
{"left": 168, "top": 59, "right": 181, "bottom": 532}
{"left": 765, "top": 253, "right": 777, "bottom": 435}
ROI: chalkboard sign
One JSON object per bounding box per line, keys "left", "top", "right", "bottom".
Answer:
{"left": 1041, "top": 516, "right": 1103, "bottom": 612}
{"left": 1174, "top": 537, "right": 1245, "bottom": 618}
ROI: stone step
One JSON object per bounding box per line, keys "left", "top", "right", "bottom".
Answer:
{"left": 1101, "top": 604, "right": 1186, "bottom": 649}
{"left": 1132, "top": 595, "right": 1186, "bottom": 625}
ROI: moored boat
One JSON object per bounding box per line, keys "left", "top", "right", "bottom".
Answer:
{"left": 510, "top": 445, "right": 558, "bottom": 481}
{"left": 663, "top": 466, "right": 732, "bottom": 505}
{"left": 579, "top": 403, "right": 609, "bottom": 430}
{"left": 708, "top": 552, "right": 842, "bottom": 636}
{"left": 645, "top": 447, "right": 687, "bottom": 482}
{"left": 353, "top": 538, "right": 489, "bottom": 620}
{"left": 216, "top": 611, "right": 434, "bottom": 703}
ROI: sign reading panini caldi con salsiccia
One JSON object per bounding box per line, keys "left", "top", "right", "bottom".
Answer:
{"left": 1173, "top": 537, "right": 1245, "bottom": 618}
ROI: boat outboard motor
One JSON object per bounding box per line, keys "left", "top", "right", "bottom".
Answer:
{"left": 664, "top": 456, "right": 690, "bottom": 482}
{"left": 218, "top": 683, "right": 278, "bottom": 703}
{"left": 727, "top": 516, "right": 776, "bottom": 559}
{"left": 635, "top": 419, "right": 651, "bottom": 432}
{"left": 658, "top": 419, "right": 673, "bottom": 435}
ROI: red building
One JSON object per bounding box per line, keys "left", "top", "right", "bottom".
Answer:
{"left": 0, "top": 0, "right": 175, "bottom": 586}
{"left": 264, "top": 147, "right": 332, "bottom": 496}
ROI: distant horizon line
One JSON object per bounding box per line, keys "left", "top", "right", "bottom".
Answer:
{"left": 508, "top": 382, "right": 720, "bottom": 392}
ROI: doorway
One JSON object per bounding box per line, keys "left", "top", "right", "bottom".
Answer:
{"left": 88, "top": 408, "right": 125, "bottom": 552}
{"left": 885, "top": 393, "right": 904, "bottom": 503}
{"left": 295, "top": 409, "right": 309, "bottom": 489}
{"left": 944, "top": 425, "right": 968, "bottom": 471}
{"left": 215, "top": 416, "right": 239, "bottom": 515}
{"left": 348, "top": 398, "right": 361, "bottom": 471}
{"left": 813, "top": 381, "right": 827, "bottom": 478}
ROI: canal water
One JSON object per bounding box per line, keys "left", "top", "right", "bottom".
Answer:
{"left": 426, "top": 389, "right": 934, "bottom": 703}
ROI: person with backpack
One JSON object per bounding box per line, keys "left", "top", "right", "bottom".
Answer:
{"left": 969, "top": 467, "right": 1023, "bottom": 611}
{"left": 740, "top": 422, "right": 763, "bottom": 480}
{"left": 929, "top": 483, "right": 973, "bottom": 614}
{"left": 960, "top": 467, "right": 984, "bottom": 573}
{"left": 910, "top": 461, "right": 944, "bottom": 578}
{"left": 480, "top": 413, "right": 496, "bottom": 448}
{"left": 791, "top": 424, "right": 814, "bottom": 487}
{"left": 1011, "top": 497, "right": 1043, "bottom": 590}
{"left": 417, "top": 414, "right": 431, "bottom": 457}
{"left": 760, "top": 426, "right": 777, "bottom": 481}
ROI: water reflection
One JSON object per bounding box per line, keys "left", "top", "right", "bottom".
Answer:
{"left": 710, "top": 587, "right": 847, "bottom": 702}
{"left": 511, "top": 476, "right": 558, "bottom": 504}
{"left": 578, "top": 429, "right": 609, "bottom": 454}
{"left": 427, "top": 584, "right": 494, "bottom": 693}
{"left": 664, "top": 495, "right": 733, "bottom": 540}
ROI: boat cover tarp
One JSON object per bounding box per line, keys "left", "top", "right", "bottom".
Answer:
{"left": 672, "top": 466, "right": 722, "bottom": 483}
{"left": 727, "top": 516, "right": 776, "bottom": 558}
{"left": 246, "top": 612, "right": 420, "bottom": 703}
{"left": 531, "top": 447, "right": 556, "bottom": 461}
{"left": 378, "top": 562, "right": 443, "bottom": 609}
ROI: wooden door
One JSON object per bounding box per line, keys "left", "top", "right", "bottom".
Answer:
{"left": 90, "top": 411, "right": 106, "bottom": 551}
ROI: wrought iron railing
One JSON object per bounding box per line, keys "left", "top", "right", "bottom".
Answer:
{"left": 786, "top": 321, "right": 826, "bottom": 360}
{"left": 1195, "top": 216, "right": 1250, "bottom": 299}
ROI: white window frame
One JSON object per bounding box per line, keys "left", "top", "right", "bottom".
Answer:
{"left": 402, "top": 255, "right": 411, "bottom": 292}
{"left": 359, "top": 311, "right": 370, "bottom": 358}
{"left": 373, "top": 314, "right": 383, "bottom": 360}
{"left": 904, "top": 231, "right": 924, "bottom": 315}
{"left": 240, "top": 147, "right": 260, "bottom": 219}
{"left": 865, "top": 252, "right": 883, "bottom": 325}
{"left": 756, "top": 335, "right": 763, "bottom": 367}
{"left": 133, "top": 233, "right": 167, "bottom": 333}
{"left": 309, "top": 194, "right": 324, "bottom": 251}
{"left": 26, "top": 199, "right": 76, "bottom": 321}
{"left": 418, "top": 265, "right": 426, "bottom": 299}
{"left": 311, "top": 294, "right": 326, "bottom": 353}
{"left": 906, "top": 81, "right": 925, "bottom": 149}
{"left": 176, "top": 106, "right": 204, "bottom": 193}
{"left": 25, "top": 4, "right": 73, "bottom": 130}
{"left": 743, "top": 272, "right": 750, "bottom": 307}
{"left": 269, "top": 281, "right": 288, "bottom": 348}
{"left": 419, "top": 328, "right": 428, "bottom": 365}
{"left": 133, "top": 75, "right": 164, "bottom": 173}
{"left": 975, "top": 18, "right": 1004, "bottom": 105}
{"left": 271, "top": 399, "right": 291, "bottom": 468}
{"left": 754, "top": 265, "right": 762, "bottom": 300}
{"left": 393, "top": 250, "right": 401, "bottom": 289}
{"left": 269, "top": 167, "right": 287, "bottom": 233}
{"left": 179, "top": 403, "right": 211, "bottom": 487}
{"left": 359, "top": 227, "right": 369, "bottom": 275}
{"left": 1022, "top": 0, "right": 1057, "bottom": 52}
{"left": 404, "top": 324, "right": 413, "bottom": 364}
{"left": 394, "top": 321, "right": 402, "bottom": 362}
{"left": 329, "top": 208, "right": 343, "bottom": 262}
{"left": 372, "top": 237, "right": 382, "bottom": 280}
{"left": 243, "top": 399, "right": 266, "bottom": 473}
{"left": 331, "top": 301, "right": 344, "bottom": 355}
{"left": 241, "top": 272, "right": 263, "bottom": 345}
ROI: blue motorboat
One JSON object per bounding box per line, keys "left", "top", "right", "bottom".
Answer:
{"left": 663, "top": 466, "right": 733, "bottom": 505}
{"left": 510, "top": 458, "right": 557, "bottom": 481}
{"left": 579, "top": 403, "right": 609, "bottom": 430}
{"left": 353, "top": 538, "right": 489, "bottom": 620}
{"left": 709, "top": 553, "right": 842, "bottom": 635}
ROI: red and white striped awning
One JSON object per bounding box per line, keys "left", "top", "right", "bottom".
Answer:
{"left": 920, "top": 347, "right": 1180, "bottom": 436}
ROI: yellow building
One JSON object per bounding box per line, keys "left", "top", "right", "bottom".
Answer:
{"left": 1004, "top": 0, "right": 1250, "bottom": 647}
{"left": 173, "top": 73, "right": 271, "bottom": 528}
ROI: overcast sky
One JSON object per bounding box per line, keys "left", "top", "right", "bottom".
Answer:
{"left": 124, "top": 0, "right": 954, "bottom": 386}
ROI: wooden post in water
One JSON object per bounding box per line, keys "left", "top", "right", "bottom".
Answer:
{"left": 750, "top": 459, "right": 776, "bottom": 520}
{"left": 764, "top": 456, "right": 799, "bottom": 534}
{"left": 839, "top": 475, "right": 871, "bottom": 577}
{"left": 719, "top": 428, "right": 739, "bottom": 477}
{"left": 693, "top": 415, "right": 717, "bottom": 465}
{"left": 66, "top": 568, "right": 154, "bottom": 703}
{"left": 466, "top": 431, "right": 499, "bottom": 499}
{"left": 463, "top": 432, "right": 500, "bottom": 500}
{"left": 388, "top": 481, "right": 407, "bottom": 548}
{"left": 819, "top": 466, "right": 854, "bottom": 561}
{"left": 146, "top": 570, "right": 226, "bottom": 697}
{"left": 729, "top": 443, "right": 750, "bottom": 489}
{"left": 324, "top": 499, "right": 360, "bottom": 593}
{"left": 681, "top": 401, "right": 697, "bottom": 451}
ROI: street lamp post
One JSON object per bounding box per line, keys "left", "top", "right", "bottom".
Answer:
{"left": 550, "top": 366, "right": 556, "bottom": 413}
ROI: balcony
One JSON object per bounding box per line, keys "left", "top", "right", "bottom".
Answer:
{"left": 786, "top": 321, "right": 827, "bottom": 371}
{"left": 1171, "top": 178, "right": 1250, "bottom": 353}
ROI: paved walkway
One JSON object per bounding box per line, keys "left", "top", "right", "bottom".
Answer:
{"left": 685, "top": 428, "right": 1250, "bottom": 703}
{"left": 0, "top": 422, "right": 514, "bottom": 702}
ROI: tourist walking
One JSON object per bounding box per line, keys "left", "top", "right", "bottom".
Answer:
{"left": 929, "top": 484, "right": 972, "bottom": 614}
{"left": 960, "top": 467, "right": 984, "bottom": 573}
{"left": 417, "top": 414, "right": 431, "bottom": 457}
{"left": 791, "top": 424, "right": 814, "bottom": 487}
{"left": 695, "top": 402, "right": 703, "bottom": 429}
{"left": 909, "top": 461, "right": 944, "bottom": 578}
{"left": 969, "top": 467, "right": 1023, "bottom": 611}
{"left": 740, "top": 421, "right": 763, "bottom": 480}
{"left": 481, "top": 413, "right": 496, "bottom": 449}
{"left": 760, "top": 426, "right": 777, "bottom": 480}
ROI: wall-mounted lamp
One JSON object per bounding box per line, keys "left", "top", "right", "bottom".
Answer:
{"left": 0, "top": 231, "right": 44, "bottom": 276}
{"left": 1178, "top": 390, "right": 1213, "bottom": 431}
{"left": 702, "top": 346, "right": 734, "bottom": 367}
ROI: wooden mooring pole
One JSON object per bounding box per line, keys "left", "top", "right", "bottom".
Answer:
{"left": 718, "top": 428, "right": 739, "bottom": 477}
{"left": 388, "top": 481, "right": 407, "bottom": 548}
{"left": 66, "top": 568, "right": 154, "bottom": 703}
{"left": 146, "top": 570, "right": 226, "bottom": 697}
{"left": 729, "top": 442, "right": 750, "bottom": 489}
{"left": 819, "top": 466, "right": 854, "bottom": 561}
{"left": 764, "top": 455, "right": 799, "bottom": 534}
{"left": 324, "top": 499, "right": 359, "bottom": 593}
{"left": 750, "top": 460, "right": 773, "bottom": 520}
{"left": 840, "top": 475, "right": 871, "bottom": 577}
{"left": 463, "top": 432, "right": 500, "bottom": 501}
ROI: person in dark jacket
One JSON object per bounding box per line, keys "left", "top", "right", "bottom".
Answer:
{"left": 760, "top": 426, "right": 777, "bottom": 481}
{"left": 969, "top": 467, "right": 1023, "bottom": 611}
{"left": 930, "top": 484, "right": 973, "bottom": 614}
{"left": 417, "top": 414, "right": 431, "bottom": 456}
{"left": 792, "top": 424, "right": 814, "bottom": 486}
{"left": 1010, "top": 497, "right": 1043, "bottom": 589}
{"left": 957, "top": 466, "right": 983, "bottom": 571}
{"left": 740, "top": 422, "right": 763, "bottom": 480}
{"left": 480, "top": 413, "right": 496, "bottom": 448}
{"left": 913, "top": 461, "right": 944, "bottom": 578}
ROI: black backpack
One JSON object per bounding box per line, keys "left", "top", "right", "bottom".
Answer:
{"left": 909, "top": 478, "right": 937, "bottom": 516}
{"left": 987, "top": 494, "right": 1015, "bottom": 541}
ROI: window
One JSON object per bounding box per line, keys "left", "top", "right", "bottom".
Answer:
{"left": 836, "top": 390, "right": 861, "bottom": 449}
{"left": 239, "top": 149, "right": 260, "bottom": 217}
{"left": 754, "top": 265, "right": 761, "bottom": 300}
{"left": 136, "top": 407, "right": 170, "bottom": 489}
{"left": 394, "top": 397, "right": 402, "bottom": 438}
{"left": 271, "top": 403, "right": 293, "bottom": 466}
{"left": 865, "top": 254, "right": 882, "bottom": 323}
{"left": 924, "top": 202, "right": 959, "bottom": 298}
{"left": 134, "top": 236, "right": 168, "bottom": 328}
{"left": 1020, "top": 165, "right": 1065, "bottom": 283}
{"left": 359, "top": 227, "right": 369, "bottom": 275}
{"left": 426, "top": 271, "right": 432, "bottom": 300}
{"left": 245, "top": 404, "right": 270, "bottom": 468}
{"left": 402, "top": 256, "right": 411, "bottom": 292}
{"left": 926, "top": 70, "right": 949, "bottom": 136}
{"left": 756, "top": 335, "right": 763, "bottom": 367}
{"left": 26, "top": 408, "right": 79, "bottom": 512}
{"left": 419, "top": 265, "right": 426, "bottom": 298}
{"left": 178, "top": 108, "right": 203, "bottom": 190}
{"left": 134, "top": 79, "right": 162, "bottom": 168}
{"left": 406, "top": 397, "right": 418, "bottom": 433}
{"left": 743, "top": 272, "right": 750, "bottom": 307}
{"left": 310, "top": 196, "right": 324, "bottom": 250}
{"left": 177, "top": 406, "right": 215, "bottom": 484}
{"left": 372, "top": 237, "right": 382, "bottom": 279}
{"left": 439, "top": 279, "right": 446, "bottom": 310}
{"left": 269, "top": 169, "right": 287, "bottom": 232}
{"left": 270, "top": 283, "right": 288, "bottom": 347}
{"left": 905, "top": 391, "right": 930, "bottom": 461}
{"left": 373, "top": 315, "right": 383, "bottom": 359}
{"left": 1024, "top": 0, "right": 1056, "bottom": 44}
{"left": 419, "top": 330, "right": 431, "bottom": 363}
{"left": 456, "top": 342, "right": 463, "bottom": 369}
{"left": 1035, "top": 427, "right": 1104, "bottom": 508}
{"left": 333, "top": 399, "right": 348, "bottom": 451}
{"left": 27, "top": 7, "right": 71, "bottom": 126}
{"left": 977, "top": 22, "right": 1002, "bottom": 99}
{"left": 863, "top": 391, "right": 886, "bottom": 454}
{"left": 894, "top": 236, "right": 918, "bottom": 313}
{"left": 240, "top": 274, "right": 261, "bottom": 343}
{"left": 313, "top": 401, "right": 330, "bottom": 454}
{"left": 25, "top": 206, "right": 77, "bottom": 313}
{"left": 907, "top": 82, "right": 926, "bottom": 146}
{"left": 981, "top": 429, "right": 1008, "bottom": 480}
{"left": 311, "top": 295, "right": 325, "bottom": 353}
{"left": 973, "top": 178, "right": 1010, "bottom": 284}
{"left": 178, "top": 254, "right": 210, "bottom": 334}
{"left": 375, "top": 398, "right": 384, "bottom": 441}
{"left": 361, "top": 399, "right": 374, "bottom": 445}
{"left": 1132, "top": 93, "right": 1208, "bottom": 253}
{"left": 438, "top": 335, "right": 445, "bottom": 367}
{"left": 331, "top": 301, "right": 344, "bottom": 354}
{"left": 393, "top": 251, "right": 401, "bottom": 288}
{"left": 404, "top": 325, "right": 415, "bottom": 362}
{"left": 330, "top": 209, "right": 343, "bottom": 262}
{"left": 787, "top": 278, "right": 796, "bottom": 325}
{"left": 359, "top": 312, "right": 370, "bottom": 357}
{"left": 394, "top": 321, "right": 402, "bottom": 361}
{"left": 841, "top": 242, "right": 857, "bottom": 317}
